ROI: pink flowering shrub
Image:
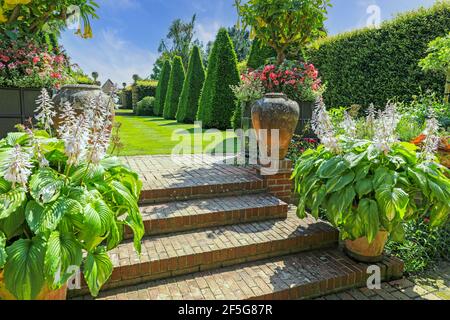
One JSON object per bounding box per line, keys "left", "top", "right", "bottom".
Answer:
{"left": 243, "top": 59, "right": 325, "bottom": 102}
{"left": 0, "top": 38, "right": 74, "bottom": 89}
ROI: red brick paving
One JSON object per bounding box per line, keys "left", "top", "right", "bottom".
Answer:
{"left": 77, "top": 249, "right": 402, "bottom": 300}
{"left": 125, "top": 194, "right": 289, "bottom": 237}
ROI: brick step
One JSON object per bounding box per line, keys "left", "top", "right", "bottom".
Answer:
{"left": 70, "top": 213, "right": 339, "bottom": 296}
{"left": 126, "top": 194, "right": 289, "bottom": 238}
{"left": 121, "top": 155, "right": 265, "bottom": 204}
{"left": 76, "top": 249, "right": 404, "bottom": 300}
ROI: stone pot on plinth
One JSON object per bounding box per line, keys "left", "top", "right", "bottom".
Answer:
{"left": 251, "top": 93, "right": 299, "bottom": 160}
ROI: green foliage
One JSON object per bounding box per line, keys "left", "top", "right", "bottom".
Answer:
{"left": 385, "top": 220, "right": 450, "bottom": 274}
{"left": 0, "top": 0, "right": 99, "bottom": 40}
{"left": 237, "top": 0, "right": 331, "bottom": 64}
{"left": 154, "top": 60, "right": 171, "bottom": 116}
{"left": 292, "top": 141, "right": 450, "bottom": 244}
{"left": 197, "top": 28, "right": 241, "bottom": 130}
{"left": 120, "top": 87, "right": 133, "bottom": 109}
{"left": 420, "top": 32, "right": 450, "bottom": 72}
{"left": 176, "top": 46, "right": 205, "bottom": 123}
{"left": 247, "top": 39, "right": 276, "bottom": 69}
{"left": 163, "top": 56, "right": 185, "bottom": 120}
{"left": 132, "top": 80, "right": 158, "bottom": 111}
{"left": 307, "top": 2, "right": 450, "bottom": 107}
{"left": 136, "top": 96, "right": 155, "bottom": 116}
{"left": 0, "top": 131, "right": 144, "bottom": 299}
{"left": 227, "top": 26, "right": 251, "bottom": 62}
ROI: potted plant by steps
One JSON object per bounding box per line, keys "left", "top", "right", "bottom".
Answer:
{"left": 0, "top": 89, "right": 144, "bottom": 300}
{"left": 292, "top": 100, "right": 450, "bottom": 262}
{"left": 233, "top": 60, "right": 324, "bottom": 160}
{"left": 0, "top": 37, "right": 74, "bottom": 138}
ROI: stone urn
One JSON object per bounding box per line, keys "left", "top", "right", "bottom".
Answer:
{"left": 251, "top": 93, "right": 300, "bottom": 160}
{"left": 52, "top": 84, "right": 115, "bottom": 131}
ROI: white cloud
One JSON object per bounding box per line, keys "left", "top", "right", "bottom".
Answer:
{"left": 60, "top": 28, "right": 157, "bottom": 85}
{"left": 195, "top": 21, "right": 221, "bottom": 44}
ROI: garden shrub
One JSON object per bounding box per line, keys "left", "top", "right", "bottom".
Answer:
{"left": 385, "top": 220, "right": 450, "bottom": 274}
{"left": 197, "top": 28, "right": 241, "bottom": 130}
{"left": 136, "top": 96, "right": 155, "bottom": 116}
{"left": 176, "top": 46, "right": 206, "bottom": 123}
{"left": 154, "top": 60, "right": 171, "bottom": 116}
{"left": 163, "top": 56, "right": 185, "bottom": 120}
{"left": 307, "top": 1, "right": 450, "bottom": 108}
{"left": 247, "top": 39, "right": 276, "bottom": 70}
{"left": 132, "top": 80, "right": 158, "bottom": 110}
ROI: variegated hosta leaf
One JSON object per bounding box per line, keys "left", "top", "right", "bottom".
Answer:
{"left": 79, "top": 198, "right": 115, "bottom": 251}
{"left": 5, "top": 132, "right": 30, "bottom": 147}
{"left": 0, "top": 231, "right": 7, "bottom": 269}
{"left": 357, "top": 199, "right": 380, "bottom": 244}
{"left": 110, "top": 180, "right": 144, "bottom": 253}
{"left": 0, "top": 188, "right": 27, "bottom": 220}
{"left": 25, "top": 198, "right": 82, "bottom": 234}
{"left": 30, "top": 168, "right": 64, "bottom": 205}
{"left": 0, "top": 177, "right": 11, "bottom": 193}
{"left": 44, "top": 231, "right": 83, "bottom": 289}
{"left": 0, "top": 205, "right": 25, "bottom": 240}
{"left": 83, "top": 246, "right": 113, "bottom": 297}
{"left": 4, "top": 237, "right": 46, "bottom": 300}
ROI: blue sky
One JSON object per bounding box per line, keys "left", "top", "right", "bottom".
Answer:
{"left": 60, "top": 0, "right": 437, "bottom": 85}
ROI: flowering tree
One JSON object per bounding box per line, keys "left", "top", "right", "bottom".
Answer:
{"left": 419, "top": 33, "right": 450, "bottom": 103}
{"left": 236, "top": 0, "right": 331, "bottom": 65}
{"left": 0, "top": 0, "right": 98, "bottom": 39}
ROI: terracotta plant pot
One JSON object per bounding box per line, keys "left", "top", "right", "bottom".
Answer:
{"left": 0, "top": 271, "right": 67, "bottom": 300}
{"left": 251, "top": 93, "right": 300, "bottom": 160}
{"left": 344, "top": 231, "right": 389, "bottom": 263}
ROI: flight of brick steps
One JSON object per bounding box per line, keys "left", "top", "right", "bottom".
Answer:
{"left": 71, "top": 155, "right": 404, "bottom": 300}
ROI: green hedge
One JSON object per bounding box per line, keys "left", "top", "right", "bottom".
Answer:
{"left": 307, "top": 2, "right": 450, "bottom": 108}
{"left": 197, "top": 28, "right": 240, "bottom": 130}
{"left": 163, "top": 56, "right": 185, "bottom": 120}
{"left": 120, "top": 88, "right": 133, "bottom": 109}
{"left": 132, "top": 80, "right": 158, "bottom": 111}
{"left": 154, "top": 60, "right": 171, "bottom": 116}
{"left": 177, "top": 46, "right": 206, "bottom": 123}
{"left": 247, "top": 39, "right": 276, "bottom": 70}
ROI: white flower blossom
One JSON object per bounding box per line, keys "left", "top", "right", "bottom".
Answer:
{"left": 35, "top": 88, "right": 56, "bottom": 132}
{"left": 341, "top": 111, "right": 357, "bottom": 138}
{"left": 311, "top": 98, "right": 341, "bottom": 153}
{"left": 58, "top": 100, "right": 77, "bottom": 137}
{"left": 373, "top": 103, "right": 400, "bottom": 154}
{"left": 3, "top": 145, "right": 34, "bottom": 187}
{"left": 26, "top": 128, "right": 49, "bottom": 168}
{"left": 421, "top": 113, "right": 440, "bottom": 162}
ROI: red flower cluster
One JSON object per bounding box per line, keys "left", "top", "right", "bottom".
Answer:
{"left": 0, "top": 38, "right": 71, "bottom": 88}
{"left": 247, "top": 61, "right": 322, "bottom": 94}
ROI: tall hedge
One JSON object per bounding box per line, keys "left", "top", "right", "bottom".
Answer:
{"left": 247, "top": 39, "right": 276, "bottom": 69}
{"left": 176, "top": 46, "right": 206, "bottom": 123}
{"left": 163, "top": 56, "right": 185, "bottom": 120}
{"left": 154, "top": 60, "right": 171, "bottom": 116}
{"left": 197, "top": 28, "right": 240, "bottom": 130}
{"left": 308, "top": 2, "right": 450, "bottom": 108}
{"left": 132, "top": 80, "right": 158, "bottom": 113}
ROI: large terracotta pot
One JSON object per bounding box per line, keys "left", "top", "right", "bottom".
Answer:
{"left": 251, "top": 93, "right": 299, "bottom": 160}
{"left": 344, "top": 231, "right": 389, "bottom": 263}
{"left": 0, "top": 271, "right": 67, "bottom": 300}
{"left": 52, "top": 84, "right": 115, "bottom": 132}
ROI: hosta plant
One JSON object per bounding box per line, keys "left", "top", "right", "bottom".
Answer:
{"left": 292, "top": 100, "right": 450, "bottom": 244}
{"left": 0, "top": 89, "right": 144, "bottom": 300}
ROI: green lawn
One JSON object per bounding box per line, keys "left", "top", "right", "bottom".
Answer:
{"left": 112, "top": 114, "right": 239, "bottom": 156}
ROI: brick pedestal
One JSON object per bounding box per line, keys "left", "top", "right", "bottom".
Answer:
{"left": 255, "top": 159, "right": 294, "bottom": 203}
